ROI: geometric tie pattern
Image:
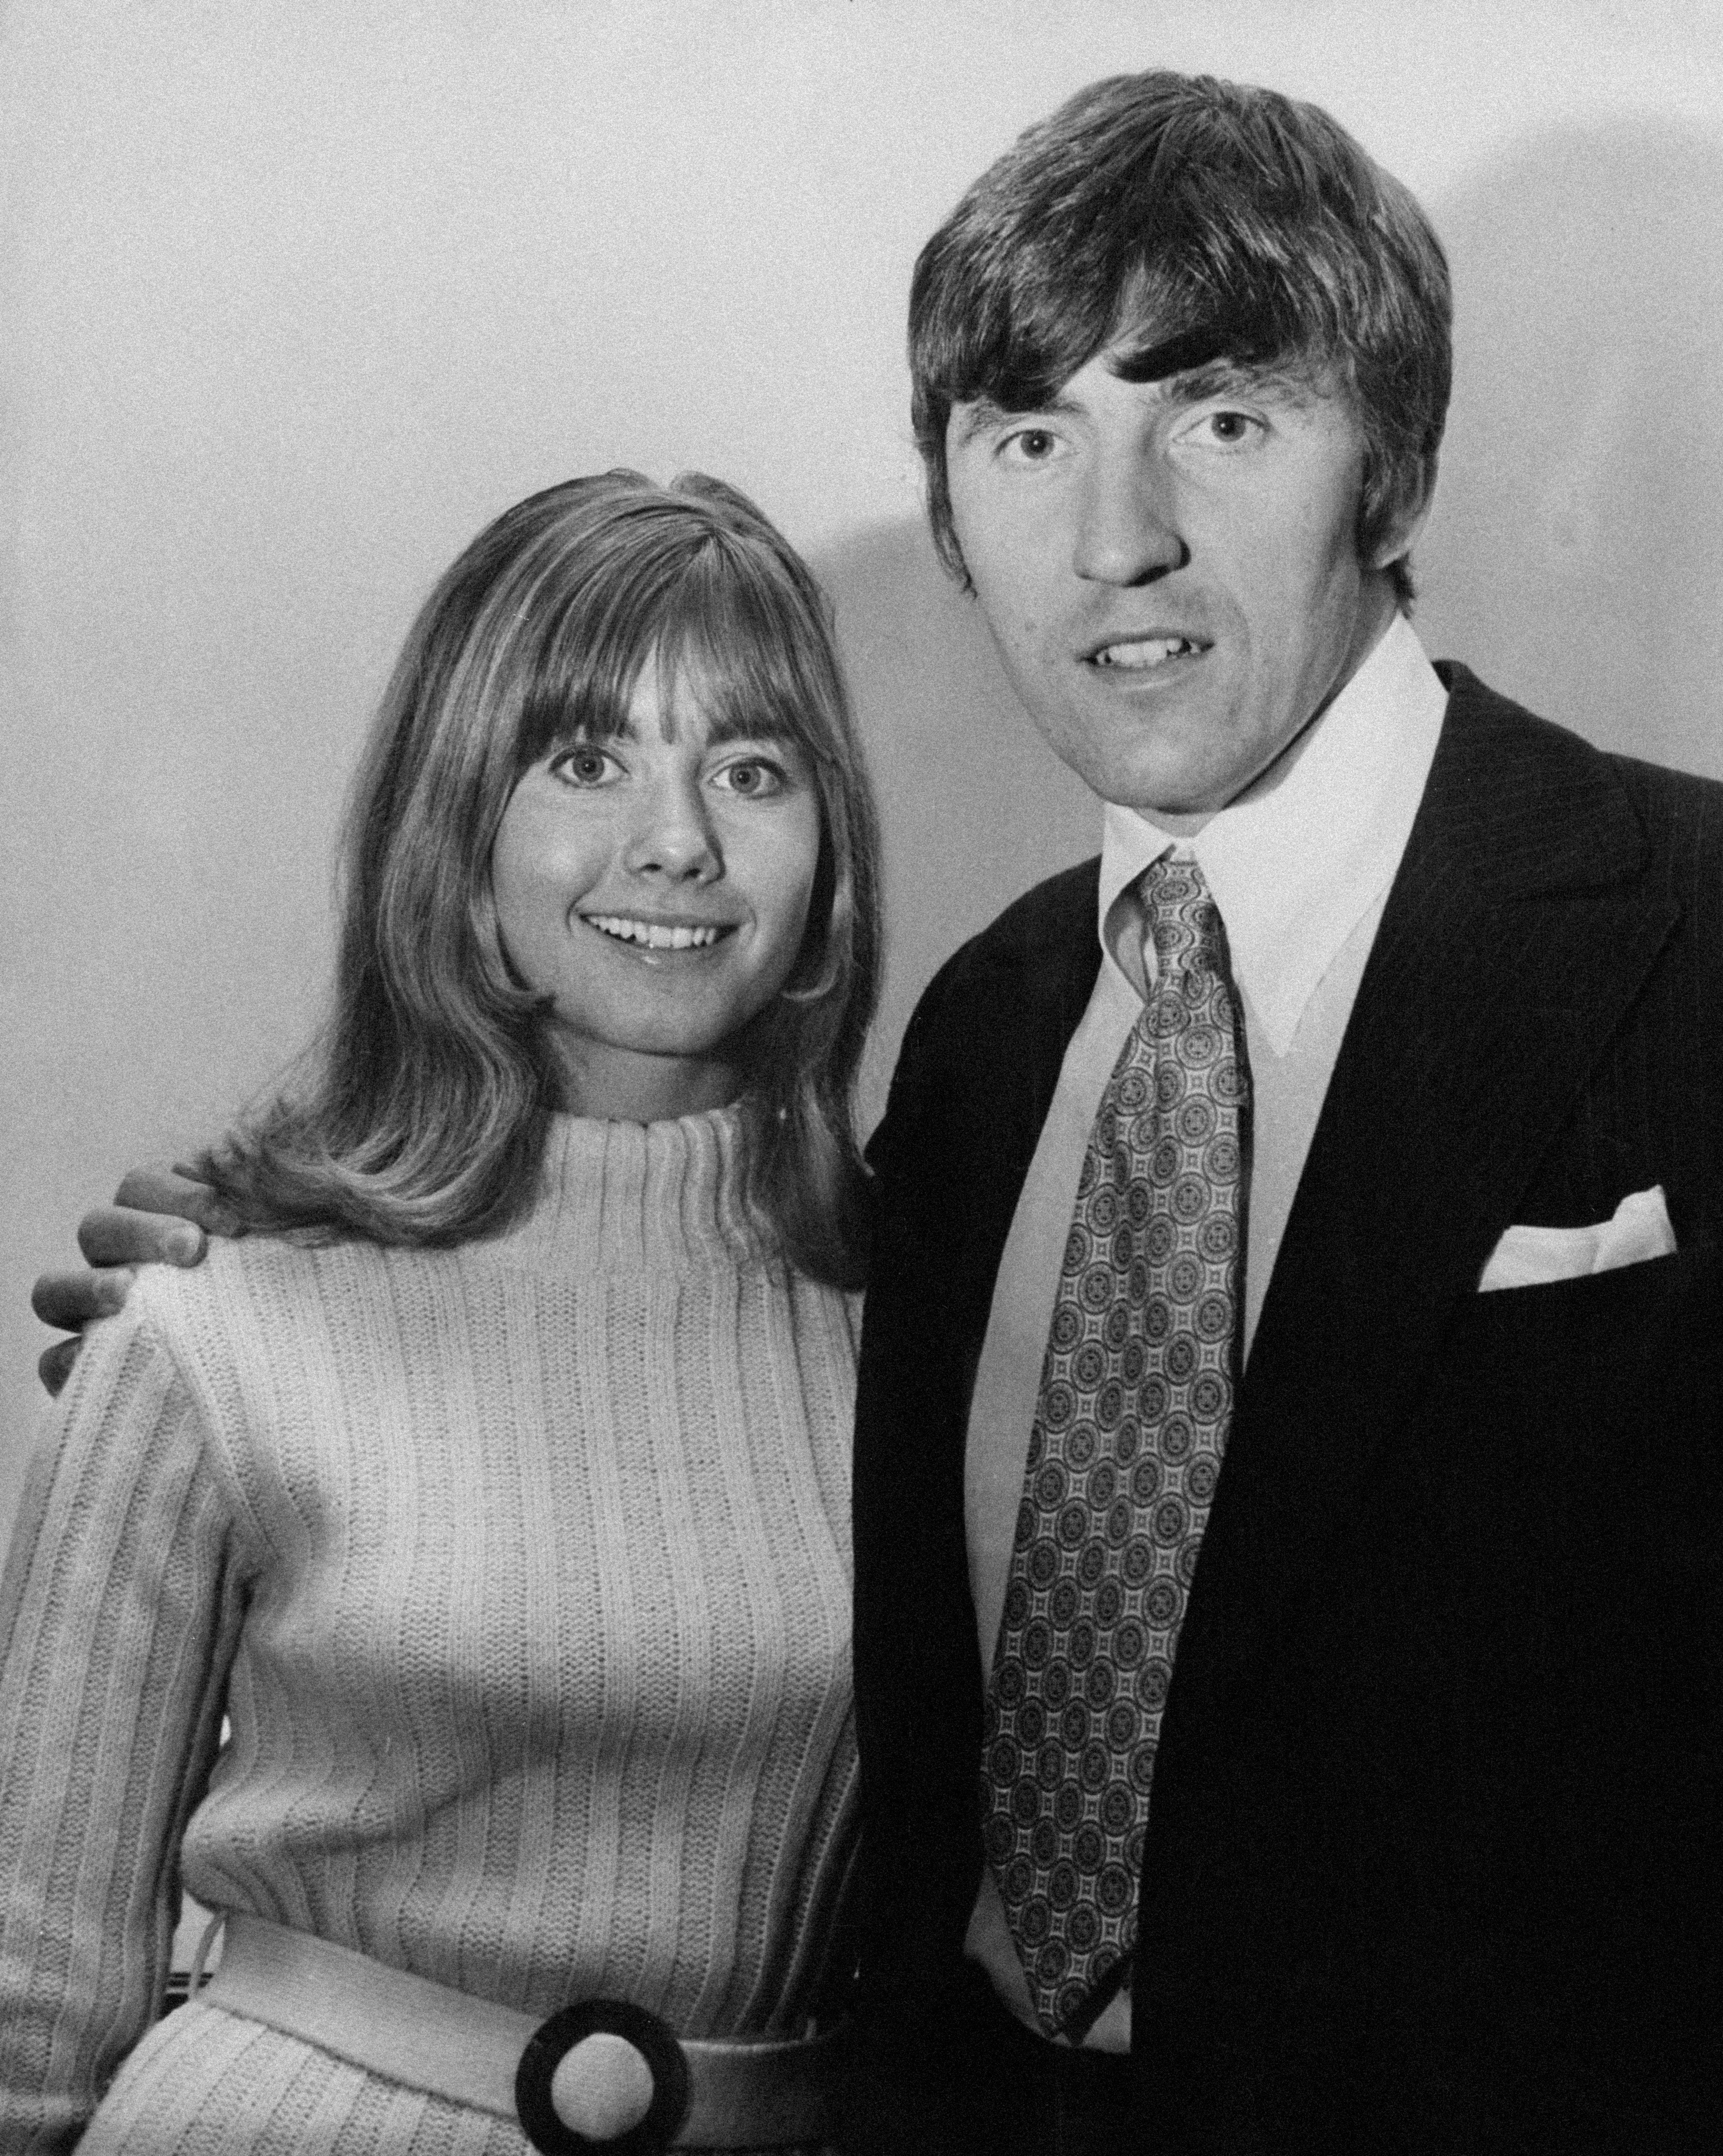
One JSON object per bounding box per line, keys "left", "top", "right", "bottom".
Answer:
{"left": 980, "top": 854, "right": 1250, "bottom": 2040}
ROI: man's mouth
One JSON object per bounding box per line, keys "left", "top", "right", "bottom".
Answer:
{"left": 1089, "top": 636, "right": 1207, "bottom": 671}
{"left": 585, "top": 915, "right": 731, "bottom": 951}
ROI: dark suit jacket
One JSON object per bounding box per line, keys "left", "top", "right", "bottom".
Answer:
{"left": 846, "top": 668, "right": 1723, "bottom": 2155}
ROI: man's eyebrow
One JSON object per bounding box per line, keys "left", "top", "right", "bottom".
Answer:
{"left": 1137, "top": 354, "right": 1323, "bottom": 413}
{"left": 948, "top": 393, "right": 1080, "bottom": 447}
{"left": 1166, "top": 359, "right": 1300, "bottom": 400}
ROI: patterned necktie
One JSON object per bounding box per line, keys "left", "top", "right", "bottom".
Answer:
{"left": 981, "top": 854, "right": 1249, "bottom": 2040}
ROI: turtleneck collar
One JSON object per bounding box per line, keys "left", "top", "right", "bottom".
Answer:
{"left": 485, "top": 1104, "right": 767, "bottom": 1275}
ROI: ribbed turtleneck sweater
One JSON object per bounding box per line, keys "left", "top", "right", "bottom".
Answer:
{"left": 0, "top": 1109, "right": 860, "bottom": 2154}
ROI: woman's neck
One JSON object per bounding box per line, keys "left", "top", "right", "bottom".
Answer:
{"left": 549, "top": 1037, "right": 744, "bottom": 1124}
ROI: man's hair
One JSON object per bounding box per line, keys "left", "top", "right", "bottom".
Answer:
{"left": 910, "top": 71, "right": 1452, "bottom": 604}
{"left": 202, "top": 471, "right": 882, "bottom": 1289}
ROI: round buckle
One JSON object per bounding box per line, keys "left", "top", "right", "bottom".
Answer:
{"left": 514, "top": 1998, "right": 691, "bottom": 2156}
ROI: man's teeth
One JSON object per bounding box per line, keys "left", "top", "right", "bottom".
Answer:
{"left": 1094, "top": 637, "right": 1198, "bottom": 670}
{"left": 588, "top": 916, "right": 724, "bottom": 950}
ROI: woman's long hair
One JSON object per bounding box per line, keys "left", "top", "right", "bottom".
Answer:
{"left": 201, "top": 471, "right": 882, "bottom": 1289}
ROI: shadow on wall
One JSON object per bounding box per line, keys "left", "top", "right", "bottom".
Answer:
{"left": 810, "top": 516, "right": 1099, "bottom": 1131}
{"left": 1417, "top": 118, "right": 1723, "bottom": 781}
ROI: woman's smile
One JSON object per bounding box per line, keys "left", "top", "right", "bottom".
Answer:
{"left": 581, "top": 911, "right": 734, "bottom": 953}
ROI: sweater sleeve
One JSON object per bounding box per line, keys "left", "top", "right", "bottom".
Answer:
{"left": 0, "top": 1299, "right": 250, "bottom": 2151}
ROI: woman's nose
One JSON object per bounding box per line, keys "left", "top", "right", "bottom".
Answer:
{"left": 1071, "top": 456, "right": 1187, "bottom": 586}
{"left": 622, "top": 775, "right": 721, "bottom": 879}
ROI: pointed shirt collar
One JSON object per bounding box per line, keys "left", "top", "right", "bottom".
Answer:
{"left": 1097, "top": 612, "right": 1448, "bottom": 1054}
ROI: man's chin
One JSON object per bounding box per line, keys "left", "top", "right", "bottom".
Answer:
{"left": 1028, "top": 708, "right": 1240, "bottom": 821}
{"left": 1060, "top": 718, "right": 1315, "bottom": 824}
{"left": 1070, "top": 755, "right": 1235, "bottom": 825}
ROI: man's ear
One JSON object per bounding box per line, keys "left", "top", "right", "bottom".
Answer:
{"left": 1368, "top": 452, "right": 1440, "bottom": 575}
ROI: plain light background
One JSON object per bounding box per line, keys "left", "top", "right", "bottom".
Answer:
{"left": 4, "top": 0, "right": 1722, "bottom": 1537}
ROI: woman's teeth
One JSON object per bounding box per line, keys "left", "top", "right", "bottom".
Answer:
{"left": 1095, "top": 637, "right": 1198, "bottom": 669}
{"left": 588, "top": 916, "right": 724, "bottom": 950}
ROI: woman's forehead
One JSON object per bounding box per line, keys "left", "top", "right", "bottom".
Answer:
{"left": 557, "top": 651, "right": 799, "bottom": 746}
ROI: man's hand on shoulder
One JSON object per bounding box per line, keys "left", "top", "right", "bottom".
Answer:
{"left": 32, "top": 1164, "right": 240, "bottom": 1395}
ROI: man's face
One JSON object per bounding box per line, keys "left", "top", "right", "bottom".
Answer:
{"left": 945, "top": 350, "right": 1413, "bottom": 817}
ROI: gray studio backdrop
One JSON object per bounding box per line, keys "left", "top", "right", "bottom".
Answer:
{"left": 4, "top": 0, "right": 1721, "bottom": 1535}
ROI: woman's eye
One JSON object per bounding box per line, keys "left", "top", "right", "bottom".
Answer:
{"left": 712, "top": 758, "right": 784, "bottom": 799}
{"left": 553, "top": 745, "right": 618, "bottom": 787}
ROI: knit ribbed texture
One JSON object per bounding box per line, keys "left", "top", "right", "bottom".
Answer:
{"left": 0, "top": 1108, "right": 860, "bottom": 2154}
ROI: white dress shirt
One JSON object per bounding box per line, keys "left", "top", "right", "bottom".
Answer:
{"left": 962, "top": 612, "right": 1449, "bottom": 2048}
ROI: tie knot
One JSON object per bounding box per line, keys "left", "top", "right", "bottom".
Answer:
{"left": 1142, "top": 855, "right": 1223, "bottom": 986}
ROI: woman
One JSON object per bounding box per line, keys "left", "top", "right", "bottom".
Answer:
{"left": 0, "top": 470, "right": 880, "bottom": 2153}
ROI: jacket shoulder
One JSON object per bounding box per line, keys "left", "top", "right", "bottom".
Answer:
{"left": 867, "top": 858, "right": 1100, "bottom": 1184}
{"left": 1601, "top": 744, "right": 1723, "bottom": 853}
{"left": 910, "top": 857, "right": 1100, "bottom": 1024}
{"left": 1436, "top": 660, "right": 1723, "bottom": 891}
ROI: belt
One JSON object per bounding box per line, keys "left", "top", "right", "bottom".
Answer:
{"left": 199, "top": 1912, "right": 847, "bottom": 2152}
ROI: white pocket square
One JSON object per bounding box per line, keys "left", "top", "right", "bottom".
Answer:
{"left": 1477, "top": 1185, "right": 1677, "bottom": 1292}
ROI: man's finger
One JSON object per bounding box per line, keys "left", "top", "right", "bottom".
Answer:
{"left": 112, "top": 1162, "right": 238, "bottom": 1236}
{"left": 31, "top": 1265, "right": 136, "bottom": 1330}
{"left": 38, "top": 1337, "right": 82, "bottom": 1396}
{"left": 77, "top": 1206, "right": 207, "bottom": 1269}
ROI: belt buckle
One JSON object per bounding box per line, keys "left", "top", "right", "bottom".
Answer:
{"left": 515, "top": 1998, "right": 691, "bottom": 2155}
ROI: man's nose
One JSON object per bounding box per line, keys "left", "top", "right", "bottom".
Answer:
{"left": 1071, "top": 456, "right": 1187, "bottom": 586}
{"left": 623, "top": 774, "right": 722, "bottom": 880}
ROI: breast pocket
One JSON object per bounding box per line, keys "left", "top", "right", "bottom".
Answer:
{"left": 1431, "top": 1239, "right": 1723, "bottom": 1574}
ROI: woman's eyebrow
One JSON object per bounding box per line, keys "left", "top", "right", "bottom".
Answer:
{"left": 547, "top": 713, "right": 634, "bottom": 745}
{"left": 698, "top": 708, "right": 799, "bottom": 748}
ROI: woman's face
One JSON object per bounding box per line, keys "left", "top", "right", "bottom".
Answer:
{"left": 490, "top": 658, "right": 823, "bottom": 1121}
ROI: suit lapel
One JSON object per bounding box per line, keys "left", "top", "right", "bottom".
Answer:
{"left": 945, "top": 862, "right": 1103, "bottom": 1375}
{"left": 1167, "top": 668, "right": 1681, "bottom": 1716}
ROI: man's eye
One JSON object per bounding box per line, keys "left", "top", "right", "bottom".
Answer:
{"left": 1203, "top": 410, "right": 1259, "bottom": 444}
{"left": 1002, "top": 428, "right": 1061, "bottom": 464}
{"left": 552, "top": 745, "right": 618, "bottom": 787}
{"left": 712, "top": 758, "right": 784, "bottom": 798}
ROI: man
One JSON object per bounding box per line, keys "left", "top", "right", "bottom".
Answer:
{"left": 843, "top": 70, "right": 1723, "bottom": 2156}
{"left": 35, "top": 68, "right": 1723, "bottom": 2156}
